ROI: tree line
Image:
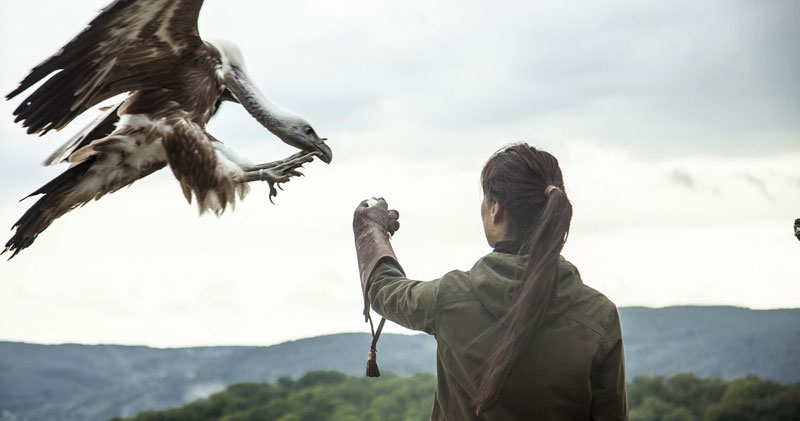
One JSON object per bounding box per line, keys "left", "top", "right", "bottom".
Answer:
{"left": 112, "top": 371, "right": 800, "bottom": 421}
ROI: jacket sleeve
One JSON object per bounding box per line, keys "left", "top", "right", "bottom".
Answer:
{"left": 367, "top": 259, "right": 440, "bottom": 334}
{"left": 590, "top": 308, "right": 628, "bottom": 421}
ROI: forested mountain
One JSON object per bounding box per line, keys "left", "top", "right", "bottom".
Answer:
{"left": 1, "top": 306, "right": 798, "bottom": 420}
{"left": 0, "top": 334, "right": 435, "bottom": 421}
{"left": 110, "top": 371, "right": 800, "bottom": 421}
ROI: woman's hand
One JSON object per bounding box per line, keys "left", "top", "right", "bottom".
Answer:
{"left": 353, "top": 197, "right": 404, "bottom": 320}
{"left": 353, "top": 197, "right": 400, "bottom": 236}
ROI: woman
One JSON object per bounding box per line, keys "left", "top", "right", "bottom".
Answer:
{"left": 353, "top": 143, "right": 627, "bottom": 420}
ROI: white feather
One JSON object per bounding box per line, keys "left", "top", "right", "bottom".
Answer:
{"left": 118, "top": 114, "right": 174, "bottom": 133}
{"left": 213, "top": 142, "right": 253, "bottom": 171}
{"left": 209, "top": 39, "right": 246, "bottom": 78}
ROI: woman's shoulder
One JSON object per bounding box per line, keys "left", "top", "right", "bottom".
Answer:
{"left": 431, "top": 252, "right": 522, "bottom": 311}
{"left": 553, "top": 258, "right": 620, "bottom": 335}
{"left": 437, "top": 251, "right": 519, "bottom": 282}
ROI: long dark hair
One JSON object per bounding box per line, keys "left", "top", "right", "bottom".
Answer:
{"left": 473, "top": 143, "right": 573, "bottom": 415}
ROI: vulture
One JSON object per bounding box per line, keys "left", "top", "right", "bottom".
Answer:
{"left": 3, "top": 0, "right": 333, "bottom": 258}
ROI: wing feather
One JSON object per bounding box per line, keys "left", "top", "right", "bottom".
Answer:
{"left": 43, "top": 102, "right": 123, "bottom": 166}
{"left": 7, "top": 0, "right": 207, "bottom": 135}
{"left": 163, "top": 120, "right": 246, "bottom": 215}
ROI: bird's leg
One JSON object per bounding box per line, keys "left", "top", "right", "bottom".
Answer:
{"left": 240, "top": 152, "right": 316, "bottom": 202}
{"left": 211, "top": 142, "right": 318, "bottom": 201}
{"left": 246, "top": 151, "right": 308, "bottom": 171}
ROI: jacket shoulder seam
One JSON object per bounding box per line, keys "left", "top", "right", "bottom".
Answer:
{"left": 560, "top": 313, "right": 605, "bottom": 336}
{"left": 439, "top": 294, "right": 480, "bottom": 307}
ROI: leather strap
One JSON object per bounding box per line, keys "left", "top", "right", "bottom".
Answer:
{"left": 369, "top": 315, "right": 386, "bottom": 350}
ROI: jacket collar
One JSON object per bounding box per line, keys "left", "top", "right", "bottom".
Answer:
{"left": 493, "top": 240, "right": 523, "bottom": 254}
{"left": 468, "top": 252, "right": 584, "bottom": 322}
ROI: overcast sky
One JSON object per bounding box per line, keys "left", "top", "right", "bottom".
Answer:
{"left": 0, "top": 0, "right": 798, "bottom": 347}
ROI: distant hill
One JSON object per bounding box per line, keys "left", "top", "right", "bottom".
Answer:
{"left": 0, "top": 334, "right": 435, "bottom": 421}
{"left": 621, "top": 306, "right": 800, "bottom": 382}
{"left": 1, "top": 306, "right": 798, "bottom": 420}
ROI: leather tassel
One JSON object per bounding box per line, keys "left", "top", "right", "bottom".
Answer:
{"left": 365, "top": 315, "right": 386, "bottom": 378}
{"left": 366, "top": 347, "right": 380, "bottom": 377}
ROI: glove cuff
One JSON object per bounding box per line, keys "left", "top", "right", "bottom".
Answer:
{"left": 354, "top": 226, "right": 404, "bottom": 319}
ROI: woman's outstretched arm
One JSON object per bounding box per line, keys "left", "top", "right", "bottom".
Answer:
{"left": 352, "top": 197, "right": 440, "bottom": 333}
{"left": 368, "top": 259, "right": 440, "bottom": 334}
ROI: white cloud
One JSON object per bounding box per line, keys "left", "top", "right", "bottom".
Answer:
{"left": 559, "top": 142, "right": 800, "bottom": 309}
{"left": 1, "top": 141, "right": 797, "bottom": 346}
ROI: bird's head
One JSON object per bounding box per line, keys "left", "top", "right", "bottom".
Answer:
{"left": 269, "top": 113, "right": 332, "bottom": 164}
{"left": 210, "top": 39, "right": 332, "bottom": 164}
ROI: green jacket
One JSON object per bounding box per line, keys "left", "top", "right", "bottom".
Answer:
{"left": 368, "top": 249, "right": 627, "bottom": 420}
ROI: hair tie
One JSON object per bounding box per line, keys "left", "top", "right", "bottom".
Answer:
{"left": 544, "top": 185, "right": 559, "bottom": 196}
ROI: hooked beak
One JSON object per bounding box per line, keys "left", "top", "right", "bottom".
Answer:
{"left": 311, "top": 139, "right": 333, "bottom": 164}
{"left": 224, "top": 66, "right": 332, "bottom": 164}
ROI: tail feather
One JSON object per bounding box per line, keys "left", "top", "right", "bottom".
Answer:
{"left": 3, "top": 158, "right": 96, "bottom": 259}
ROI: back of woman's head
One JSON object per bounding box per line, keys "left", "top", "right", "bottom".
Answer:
{"left": 474, "top": 143, "right": 573, "bottom": 415}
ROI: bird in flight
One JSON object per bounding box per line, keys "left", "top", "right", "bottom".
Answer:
{"left": 3, "top": 0, "right": 333, "bottom": 259}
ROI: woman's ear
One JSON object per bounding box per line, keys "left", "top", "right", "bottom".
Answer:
{"left": 489, "top": 201, "right": 504, "bottom": 224}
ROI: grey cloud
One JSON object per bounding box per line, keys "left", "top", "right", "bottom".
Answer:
{"left": 247, "top": 0, "right": 800, "bottom": 158}
{"left": 670, "top": 170, "right": 695, "bottom": 189}
{"left": 2, "top": 0, "right": 799, "bottom": 182}
{"left": 740, "top": 173, "right": 775, "bottom": 201}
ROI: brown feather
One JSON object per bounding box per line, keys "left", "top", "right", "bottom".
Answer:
{"left": 44, "top": 102, "right": 122, "bottom": 166}
{"left": 7, "top": 0, "right": 209, "bottom": 134}
{"left": 163, "top": 120, "right": 240, "bottom": 215}
{"left": 2, "top": 154, "right": 165, "bottom": 259}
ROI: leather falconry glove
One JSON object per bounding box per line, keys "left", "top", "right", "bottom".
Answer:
{"left": 353, "top": 197, "right": 402, "bottom": 377}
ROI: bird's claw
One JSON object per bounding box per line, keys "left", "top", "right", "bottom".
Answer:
{"left": 242, "top": 152, "right": 319, "bottom": 203}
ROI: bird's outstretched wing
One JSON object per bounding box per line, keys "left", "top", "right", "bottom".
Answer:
{"left": 7, "top": 0, "right": 207, "bottom": 135}
{"left": 43, "top": 102, "right": 123, "bottom": 166}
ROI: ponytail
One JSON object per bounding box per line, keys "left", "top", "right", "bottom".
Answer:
{"left": 473, "top": 144, "right": 573, "bottom": 415}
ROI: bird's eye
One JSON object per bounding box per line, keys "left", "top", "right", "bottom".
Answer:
{"left": 304, "top": 126, "right": 315, "bottom": 136}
